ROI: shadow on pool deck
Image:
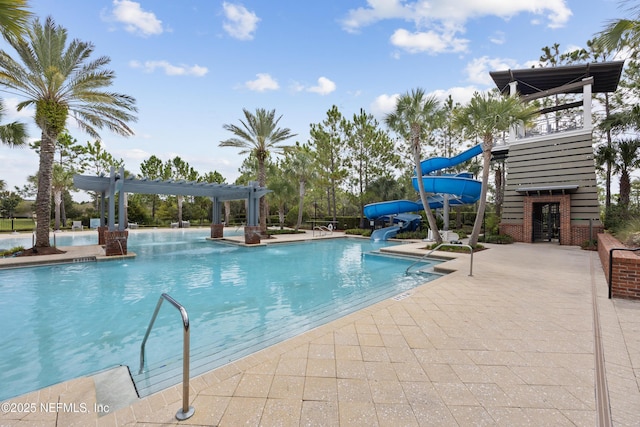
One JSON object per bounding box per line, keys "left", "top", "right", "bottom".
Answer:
{"left": 1, "top": 232, "right": 640, "bottom": 426}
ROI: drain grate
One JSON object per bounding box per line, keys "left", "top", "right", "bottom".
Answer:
{"left": 72, "top": 257, "right": 96, "bottom": 263}
{"left": 392, "top": 292, "right": 411, "bottom": 301}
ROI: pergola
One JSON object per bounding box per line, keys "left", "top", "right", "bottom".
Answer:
{"left": 73, "top": 167, "right": 270, "bottom": 251}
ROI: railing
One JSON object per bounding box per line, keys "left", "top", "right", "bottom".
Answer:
{"left": 313, "top": 224, "right": 333, "bottom": 237}
{"left": 608, "top": 247, "right": 640, "bottom": 299}
{"left": 406, "top": 243, "right": 473, "bottom": 276}
{"left": 139, "top": 293, "right": 194, "bottom": 420}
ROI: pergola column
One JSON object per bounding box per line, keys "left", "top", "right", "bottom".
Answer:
{"left": 244, "top": 181, "right": 262, "bottom": 244}
{"left": 104, "top": 166, "right": 129, "bottom": 256}
{"left": 210, "top": 197, "right": 224, "bottom": 238}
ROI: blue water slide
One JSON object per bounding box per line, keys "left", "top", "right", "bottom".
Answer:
{"left": 363, "top": 144, "right": 483, "bottom": 231}
{"left": 418, "top": 144, "right": 482, "bottom": 175}
{"left": 370, "top": 213, "right": 422, "bottom": 241}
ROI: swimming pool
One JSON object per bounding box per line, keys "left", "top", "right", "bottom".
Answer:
{"left": 0, "top": 230, "right": 442, "bottom": 401}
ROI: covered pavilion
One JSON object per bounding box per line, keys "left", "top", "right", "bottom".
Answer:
{"left": 73, "top": 167, "right": 270, "bottom": 254}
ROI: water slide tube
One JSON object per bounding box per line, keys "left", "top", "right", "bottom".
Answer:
{"left": 364, "top": 145, "right": 482, "bottom": 239}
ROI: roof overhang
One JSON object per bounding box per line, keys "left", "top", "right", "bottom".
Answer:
{"left": 515, "top": 185, "right": 579, "bottom": 195}
{"left": 73, "top": 174, "right": 271, "bottom": 201}
{"left": 490, "top": 61, "right": 625, "bottom": 96}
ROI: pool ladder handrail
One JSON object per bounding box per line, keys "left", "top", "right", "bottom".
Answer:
{"left": 405, "top": 242, "right": 473, "bottom": 276}
{"left": 313, "top": 224, "right": 333, "bottom": 237}
{"left": 139, "top": 293, "right": 194, "bottom": 421}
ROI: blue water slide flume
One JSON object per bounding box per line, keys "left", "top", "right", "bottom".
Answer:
{"left": 364, "top": 144, "right": 483, "bottom": 240}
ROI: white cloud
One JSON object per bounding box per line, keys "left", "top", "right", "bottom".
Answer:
{"left": 464, "top": 56, "right": 519, "bottom": 85}
{"left": 129, "top": 60, "right": 208, "bottom": 77}
{"left": 489, "top": 31, "right": 506, "bottom": 45}
{"left": 370, "top": 93, "right": 400, "bottom": 117}
{"left": 429, "top": 86, "right": 478, "bottom": 106}
{"left": 342, "top": 0, "right": 572, "bottom": 54}
{"left": 307, "top": 77, "right": 336, "bottom": 95}
{"left": 2, "top": 97, "right": 33, "bottom": 121}
{"left": 110, "top": 0, "right": 163, "bottom": 37}
{"left": 289, "top": 81, "right": 306, "bottom": 93}
{"left": 222, "top": 2, "right": 260, "bottom": 40}
{"left": 245, "top": 73, "right": 279, "bottom": 92}
{"left": 390, "top": 28, "right": 468, "bottom": 54}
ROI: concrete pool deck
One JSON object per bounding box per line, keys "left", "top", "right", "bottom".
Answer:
{"left": 1, "top": 230, "right": 639, "bottom": 425}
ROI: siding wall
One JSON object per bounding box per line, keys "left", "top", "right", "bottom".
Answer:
{"left": 499, "top": 130, "right": 603, "bottom": 245}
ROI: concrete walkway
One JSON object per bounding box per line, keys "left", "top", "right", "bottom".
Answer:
{"left": 1, "top": 237, "right": 639, "bottom": 426}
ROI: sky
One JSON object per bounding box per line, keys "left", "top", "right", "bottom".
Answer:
{"left": 0, "top": 0, "right": 629, "bottom": 198}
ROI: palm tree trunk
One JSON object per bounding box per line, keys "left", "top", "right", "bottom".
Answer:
{"left": 296, "top": 180, "right": 305, "bottom": 231}
{"left": 258, "top": 157, "right": 267, "bottom": 233}
{"left": 413, "top": 135, "right": 442, "bottom": 244}
{"left": 178, "top": 195, "right": 184, "bottom": 227}
{"left": 494, "top": 163, "right": 504, "bottom": 217}
{"left": 468, "top": 139, "right": 493, "bottom": 246}
{"left": 620, "top": 170, "right": 631, "bottom": 208}
{"left": 35, "top": 134, "right": 56, "bottom": 247}
{"left": 54, "top": 190, "right": 62, "bottom": 231}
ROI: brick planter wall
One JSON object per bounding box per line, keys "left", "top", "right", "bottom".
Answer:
{"left": 598, "top": 233, "right": 640, "bottom": 300}
{"left": 244, "top": 226, "right": 261, "bottom": 245}
{"left": 210, "top": 223, "right": 224, "bottom": 238}
{"left": 105, "top": 230, "right": 128, "bottom": 256}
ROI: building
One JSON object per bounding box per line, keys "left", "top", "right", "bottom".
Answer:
{"left": 490, "top": 61, "right": 624, "bottom": 245}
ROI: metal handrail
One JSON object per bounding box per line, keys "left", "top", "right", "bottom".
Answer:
{"left": 313, "top": 225, "right": 333, "bottom": 237}
{"left": 406, "top": 243, "right": 473, "bottom": 276}
{"left": 139, "top": 293, "right": 194, "bottom": 421}
{"left": 608, "top": 247, "right": 640, "bottom": 299}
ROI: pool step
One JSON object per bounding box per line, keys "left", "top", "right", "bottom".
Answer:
{"left": 92, "top": 365, "right": 139, "bottom": 415}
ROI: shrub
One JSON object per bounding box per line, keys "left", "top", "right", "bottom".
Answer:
{"left": 0, "top": 246, "right": 24, "bottom": 257}
{"left": 425, "top": 242, "right": 483, "bottom": 252}
{"left": 396, "top": 230, "right": 427, "bottom": 240}
{"left": 581, "top": 239, "right": 598, "bottom": 251}
{"left": 478, "top": 234, "right": 514, "bottom": 244}
{"left": 265, "top": 229, "right": 306, "bottom": 236}
{"left": 345, "top": 228, "right": 371, "bottom": 237}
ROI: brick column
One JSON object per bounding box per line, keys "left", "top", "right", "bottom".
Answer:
{"left": 105, "top": 230, "right": 128, "bottom": 256}
{"left": 244, "top": 226, "right": 261, "bottom": 244}
{"left": 210, "top": 223, "right": 224, "bottom": 238}
{"left": 97, "top": 226, "right": 107, "bottom": 245}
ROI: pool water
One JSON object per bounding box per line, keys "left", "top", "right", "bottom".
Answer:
{"left": 0, "top": 230, "right": 442, "bottom": 401}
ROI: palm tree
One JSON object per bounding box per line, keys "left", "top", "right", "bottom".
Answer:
{"left": 596, "top": 1, "right": 640, "bottom": 51}
{"left": 0, "top": 17, "right": 137, "bottom": 249}
{"left": 614, "top": 138, "right": 640, "bottom": 208}
{"left": 51, "top": 163, "right": 73, "bottom": 231}
{"left": 0, "top": 98, "right": 27, "bottom": 147}
{"left": 220, "top": 108, "right": 296, "bottom": 232}
{"left": 454, "top": 90, "right": 537, "bottom": 246}
{"left": 595, "top": 143, "right": 617, "bottom": 211}
{"left": 0, "top": 0, "right": 31, "bottom": 41}
{"left": 286, "top": 143, "right": 317, "bottom": 231}
{"left": 267, "top": 161, "right": 294, "bottom": 229}
{"left": 385, "top": 88, "right": 444, "bottom": 244}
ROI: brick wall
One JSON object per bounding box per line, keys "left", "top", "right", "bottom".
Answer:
{"left": 598, "top": 233, "right": 640, "bottom": 300}
{"left": 571, "top": 225, "right": 603, "bottom": 246}
{"left": 499, "top": 223, "right": 524, "bottom": 241}
{"left": 105, "top": 230, "right": 128, "bottom": 256}
{"left": 500, "top": 194, "right": 603, "bottom": 246}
